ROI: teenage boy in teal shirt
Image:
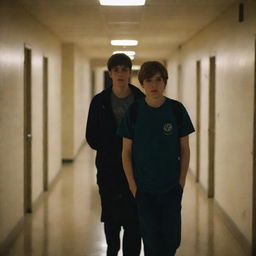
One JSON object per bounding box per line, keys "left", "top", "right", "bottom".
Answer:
{"left": 117, "top": 61, "right": 195, "bottom": 256}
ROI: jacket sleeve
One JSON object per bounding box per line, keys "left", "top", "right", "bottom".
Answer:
{"left": 85, "top": 97, "right": 101, "bottom": 150}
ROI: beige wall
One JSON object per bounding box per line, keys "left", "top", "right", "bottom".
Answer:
{"left": 0, "top": 1, "right": 62, "bottom": 244}
{"left": 166, "top": 0, "right": 255, "bottom": 245}
{"left": 166, "top": 53, "right": 180, "bottom": 101}
{"left": 94, "top": 67, "right": 105, "bottom": 95}
{"left": 130, "top": 70, "right": 141, "bottom": 88}
{"left": 74, "top": 47, "right": 91, "bottom": 155}
{"left": 62, "top": 44, "right": 91, "bottom": 159}
{"left": 62, "top": 44, "right": 75, "bottom": 159}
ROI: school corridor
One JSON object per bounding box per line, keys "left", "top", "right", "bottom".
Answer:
{"left": 0, "top": 0, "right": 256, "bottom": 255}
{"left": 2, "top": 144, "right": 249, "bottom": 256}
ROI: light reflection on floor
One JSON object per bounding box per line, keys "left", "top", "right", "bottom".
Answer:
{"left": 4, "top": 144, "right": 248, "bottom": 256}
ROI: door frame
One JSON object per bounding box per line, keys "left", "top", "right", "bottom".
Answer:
{"left": 177, "top": 64, "right": 182, "bottom": 100}
{"left": 196, "top": 60, "right": 201, "bottom": 182}
{"left": 43, "top": 56, "right": 49, "bottom": 191}
{"left": 24, "top": 45, "right": 32, "bottom": 213}
{"left": 208, "top": 56, "right": 216, "bottom": 198}
{"left": 252, "top": 38, "right": 256, "bottom": 256}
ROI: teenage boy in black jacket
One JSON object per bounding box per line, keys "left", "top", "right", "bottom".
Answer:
{"left": 86, "top": 54, "right": 144, "bottom": 256}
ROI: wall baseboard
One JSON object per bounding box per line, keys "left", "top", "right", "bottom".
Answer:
{"left": 33, "top": 165, "right": 63, "bottom": 211}
{"left": 47, "top": 166, "right": 64, "bottom": 193}
{"left": 0, "top": 217, "right": 24, "bottom": 256}
{"left": 62, "top": 141, "right": 87, "bottom": 163}
{"left": 188, "top": 170, "right": 251, "bottom": 255}
{"left": 214, "top": 200, "right": 251, "bottom": 255}
{"left": 62, "top": 159, "right": 73, "bottom": 163}
{"left": 0, "top": 166, "right": 64, "bottom": 255}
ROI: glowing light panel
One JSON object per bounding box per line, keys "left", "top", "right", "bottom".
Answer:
{"left": 113, "top": 51, "right": 136, "bottom": 56}
{"left": 132, "top": 65, "right": 140, "bottom": 70}
{"left": 99, "top": 0, "right": 145, "bottom": 6}
{"left": 111, "top": 40, "right": 138, "bottom": 46}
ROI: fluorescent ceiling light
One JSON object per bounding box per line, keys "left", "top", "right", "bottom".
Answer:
{"left": 132, "top": 65, "right": 140, "bottom": 70}
{"left": 113, "top": 51, "right": 136, "bottom": 56}
{"left": 99, "top": 0, "right": 145, "bottom": 6}
{"left": 111, "top": 40, "right": 138, "bottom": 46}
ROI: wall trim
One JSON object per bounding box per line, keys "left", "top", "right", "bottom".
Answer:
{"left": 188, "top": 170, "right": 251, "bottom": 255}
{"left": 32, "top": 190, "right": 45, "bottom": 212}
{"left": 0, "top": 217, "right": 24, "bottom": 256}
{"left": 214, "top": 200, "right": 251, "bottom": 255}
{"left": 62, "top": 140, "right": 86, "bottom": 163}
{"left": 252, "top": 36, "right": 256, "bottom": 256}
{"left": 0, "top": 166, "right": 64, "bottom": 255}
{"left": 62, "top": 159, "right": 73, "bottom": 163}
{"left": 47, "top": 166, "right": 65, "bottom": 193}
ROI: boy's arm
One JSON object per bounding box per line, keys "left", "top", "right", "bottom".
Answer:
{"left": 179, "top": 135, "right": 190, "bottom": 188}
{"left": 86, "top": 98, "right": 100, "bottom": 150}
{"left": 122, "top": 137, "right": 137, "bottom": 197}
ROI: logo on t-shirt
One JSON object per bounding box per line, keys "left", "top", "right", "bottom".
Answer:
{"left": 163, "top": 123, "right": 173, "bottom": 135}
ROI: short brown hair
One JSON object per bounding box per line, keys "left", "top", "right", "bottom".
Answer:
{"left": 138, "top": 61, "right": 168, "bottom": 85}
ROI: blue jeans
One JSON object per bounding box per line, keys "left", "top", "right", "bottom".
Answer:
{"left": 136, "top": 184, "right": 183, "bottom": 256}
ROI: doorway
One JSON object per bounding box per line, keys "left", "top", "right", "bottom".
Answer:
{"left": 24, "top": 47, "right": 32, "bottom": 213}
{"left": 43, "top": 57, "right": 49, "bottom": 191}
{"left": 208, "top": 56, "right": 216, "bottom": 198}
{"left": 196, "top": 60, "right": 201, "bottom": 182}
{"left": 104, "top": 70, "right": 112, "bottom": 89}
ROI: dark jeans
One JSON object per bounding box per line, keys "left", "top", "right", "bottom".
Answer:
{"left": 104, "top": 220, "right": 141, "bottom": 256}
{"left": 136, "top": 185, "right": 183, "bottom": 256}
{"left": 99, "top": 189, "right": 141, "bottom": 256}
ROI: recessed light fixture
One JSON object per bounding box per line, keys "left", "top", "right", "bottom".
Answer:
{"left": 113, "top": 51, "right": 136, "bottom": 56}
{"left": 99, "top": 0, "right": 145, "bottom": 6}
{"left": 132, "top": 65, "right": 140, "bottom": 70}
{"left": 113, "top": 51, "right": 135, "bottom": 60}
{"left": 111, "top": 40, "right": 138, "bottom": 46}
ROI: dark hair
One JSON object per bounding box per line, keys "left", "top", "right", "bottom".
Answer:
{"left": 138, "top": 61, "right": 168, "bottom": 85}
{"left": 107, "top": 53, "right": 132, "bottom": 71}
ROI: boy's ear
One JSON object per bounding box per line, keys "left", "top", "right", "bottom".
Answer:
{"left": 108, "top": 70, "right": 112, "bottom": 78}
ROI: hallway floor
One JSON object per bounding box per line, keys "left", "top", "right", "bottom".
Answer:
{"left": 5, "top": 144, "right": 247, "bottom": 256}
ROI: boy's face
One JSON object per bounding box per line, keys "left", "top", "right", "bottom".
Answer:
{"left": 109, "top": 65, "right": 131, "bottom": 87}
{"left": 142, "top": 72, "right": 166, "bottom": 99}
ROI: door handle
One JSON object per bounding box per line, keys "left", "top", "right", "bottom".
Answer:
{"left": 26, "top": 134, "right": 32, "bottom": 142}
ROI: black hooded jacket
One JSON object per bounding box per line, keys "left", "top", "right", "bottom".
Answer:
{"left": 86, "top": 84, "right": 144, "bottom": 194}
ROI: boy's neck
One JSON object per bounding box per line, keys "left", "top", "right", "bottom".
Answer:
{"left": 145, "top": 96, "right": 166, "bottom": 108}
{"left": 112, "top": 84, "right": 131, "bottom": 98}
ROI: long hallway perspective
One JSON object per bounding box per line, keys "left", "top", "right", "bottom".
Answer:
{"left": 1, "top": 0, "right": 256, "bottom": 255}
{"left": 4, "top": 144, "right": 248, "bottom": 256}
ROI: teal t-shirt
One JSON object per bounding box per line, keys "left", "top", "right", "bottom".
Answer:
{"left": 117, "top": 98, "right": 195, "bottom": 194}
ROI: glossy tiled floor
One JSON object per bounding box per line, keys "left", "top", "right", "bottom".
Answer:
{"left": 5, "top": 144, "right": 248, "bottom": 256}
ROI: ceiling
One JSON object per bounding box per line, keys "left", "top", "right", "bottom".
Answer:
{"left": 17, "top": 0, "right": 238, "bottom": 64}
